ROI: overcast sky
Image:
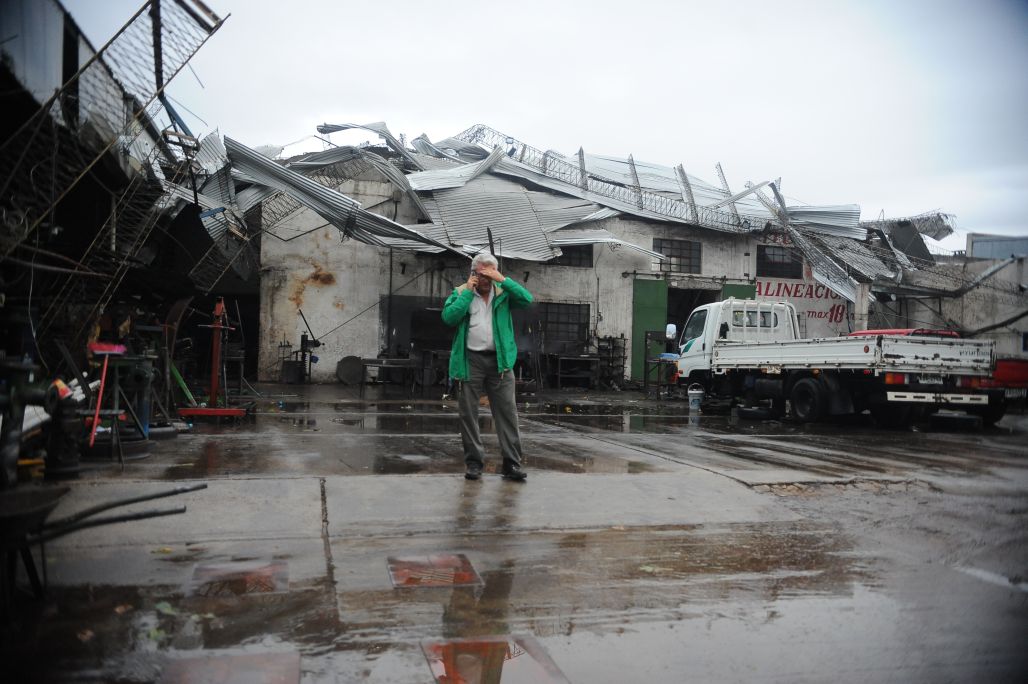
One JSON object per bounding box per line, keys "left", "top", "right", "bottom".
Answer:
{"left": 64, "top": 0, "right": 1028, "bottom": 250}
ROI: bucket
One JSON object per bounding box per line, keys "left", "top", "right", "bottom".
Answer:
{"left": 687, "top": 383, "right": 705, "bottom": 412}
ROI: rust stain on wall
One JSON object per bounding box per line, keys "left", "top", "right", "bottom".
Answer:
{"left": 308, "top": 265, "right": 336, "bottom": 285}
{"left": 333, "top": 297, "right": 346, "bottom": 310}
{"left": 289, "top": 262, "right": 337, "bottom": 308}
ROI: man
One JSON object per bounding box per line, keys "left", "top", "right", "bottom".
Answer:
{"left": 441, "top": 253, "right": 533, "bottom": 481}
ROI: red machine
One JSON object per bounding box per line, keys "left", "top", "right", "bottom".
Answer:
{"left": 178, "top": 298, "right": 246, "bottom": 419}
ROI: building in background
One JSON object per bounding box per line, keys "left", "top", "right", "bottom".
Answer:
{"left": 966, "top": 233, "right": 1028, "bottom": 259}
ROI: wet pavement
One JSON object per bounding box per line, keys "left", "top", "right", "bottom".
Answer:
{"left": 4, "top": 384, "right": 1028, "bottom": 682}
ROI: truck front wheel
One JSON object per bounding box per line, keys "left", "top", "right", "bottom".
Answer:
{"left": 790, "top": 378, "right": 826, "bottom": 423}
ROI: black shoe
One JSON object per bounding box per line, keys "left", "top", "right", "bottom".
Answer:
{"left": 501, "top": 466, "right": 527, "bottom": 482}
{"left": 464, "top": 464, "right": 482, "bottom": 480}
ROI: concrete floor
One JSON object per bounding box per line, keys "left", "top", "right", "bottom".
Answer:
{"left": 4, "top": 384, "right": 1028, "bottom": 683}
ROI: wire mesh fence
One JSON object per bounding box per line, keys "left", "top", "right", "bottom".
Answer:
{"left": 0, "top": 0, "right": 222, "bottom": 256}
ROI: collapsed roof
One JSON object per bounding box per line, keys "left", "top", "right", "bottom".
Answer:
{"left": 169, "top": 121, "right": 958, "bottom": 302}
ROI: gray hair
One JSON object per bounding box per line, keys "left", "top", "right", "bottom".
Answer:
{"left": 471, "top": 253, "right": 498, "bottom": 270}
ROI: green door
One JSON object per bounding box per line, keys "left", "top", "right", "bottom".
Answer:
{"left": 631, "top": 279, "right": 668, "bottom": 380}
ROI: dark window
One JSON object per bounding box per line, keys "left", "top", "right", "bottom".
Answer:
{"left": 550, "top": 244, "right": 593, "bottom": 267}
{"left": 681, "top": 309, "right": 707, "bottom": 342}
{"left": 757, "top": 245, "right": 803, "bottom": 279}
{"left": 539, "top": 302, "right": 590, "bottom": 342}
{"left": 654, "top": 238, "right": 701, "bottom": 273}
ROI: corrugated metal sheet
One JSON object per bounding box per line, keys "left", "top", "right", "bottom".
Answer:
{"left": 431, "top": 136, "right": 491, "bottom": 160}
{"left": 861, "top": 212, "right": 956, "bottom": 241}
{"left": 533, "top": 198, "right": 603, "bottom": 234}
{"left": 194, "top": 131, "right": 229, "bottom": 175}
{"left": 787, "top": 227, "right": 860, "bottom": 303}
{"left": 410, "top": 153, "right": 462, "bottom": 171}
{"left": 788, "top": 205, "right": 864, "bottom": 238}
{"left": 411, "top": 135, "right": 463, "bottom": 162}
{"left": 283, "top": 146, "right": 432, "bottom": 221}
{"left": 235, "top": 185, "right": 277, "bottom": 213}
{"left": 417, "top": 174, "right": 624, "bottom": 261}
{"left": 317, "top": 121, "right": 423, "bottom": 170}
{"left": 424, "top": 176, "right": 560, "bottom": 261}
{"left": 406, "top": 146, "right": 506, "bottom": 191}
{"left": 574, "top": 208, "right": 621, "bottom": 223}
{"left": 355, "top": 151, "right": 432, "bottom": 220}
{"left": 814, "top": 234, "right": 897, "bottom": 282}
{"left": 286, "top": 146, "right": 364, "bottom": 170}
{"left": 163, "top": 181, "right": 222, "bottom": 212}
{"left": 549, "top": 229, "right": 665, "bottom": 260}
{"left": 224, "top": 136, "right": 452, "bottom": 253}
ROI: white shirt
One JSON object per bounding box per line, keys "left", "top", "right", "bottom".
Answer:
{"left": 466, "top": 288, "right": 495, "bottom": 351}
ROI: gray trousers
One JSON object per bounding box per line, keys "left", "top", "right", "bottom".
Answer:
{"left": 458, "top": 350, "right": 523, "bottom": 469}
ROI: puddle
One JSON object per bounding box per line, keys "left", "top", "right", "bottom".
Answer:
{"left": 536, "top": 402, "right": 691, "bottom": 417}
{"left": 421, "top": 635, "right": 569, "bottom": 683}
{"left": 526, "top": 413, "right": 705, "bottom": 434}
{"left": 159, "top": 650, "right": 300, "bottom": 684}
{"left": 191, "top": 560, "right": 289, "bottom": 597}
{"left": 4, "top": 521, "right": 875, "bottom": 682}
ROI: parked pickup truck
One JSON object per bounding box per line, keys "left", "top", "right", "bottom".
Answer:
{"left": 672, "top": 298, "right": 1004, "bottom": 426}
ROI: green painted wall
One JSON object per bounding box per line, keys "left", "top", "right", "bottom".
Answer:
{"left": 721, "top": 283, "right": 756, "bottom": 300}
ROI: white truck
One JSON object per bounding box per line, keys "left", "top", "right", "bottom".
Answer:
{"left": 671, "top": 298, "right": 1004, "bottom": 427}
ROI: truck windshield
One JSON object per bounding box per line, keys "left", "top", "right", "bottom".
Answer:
{"left": 682, "top": 309, "right": 707, "bottom": 342}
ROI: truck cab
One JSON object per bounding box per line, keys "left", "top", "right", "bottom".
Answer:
{"left": 676, "top": 299, "right": 800, "bottom": 382}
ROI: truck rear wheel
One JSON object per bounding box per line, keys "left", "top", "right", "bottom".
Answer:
{"left": 790, "top": 378, "right": 826, "bottom": 423}
{"left": 971, "top": 400, "right": 1006, "bottom": 427}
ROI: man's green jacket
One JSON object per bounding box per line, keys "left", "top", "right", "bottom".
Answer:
{"left": 441, "top": 278, "right": 533, "bottom": 380}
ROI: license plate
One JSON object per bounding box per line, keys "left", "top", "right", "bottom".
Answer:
{"left": 918, "top": 374, "right": 944, "bottom": 385}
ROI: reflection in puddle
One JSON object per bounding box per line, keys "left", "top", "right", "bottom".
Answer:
{"left": 191, "top": 560, "right": 289, "bottom": 596}
{"left": 159, "top": 650, "right": 301, "bottom": 684}
{"left": 537, "top": 402, "right": 689, "bottom": 417}
{"left": 422, "top": 635, "right": 570, "bottom": 684}
{"left": 280, "top": 416, "right": 317, "bottom": 428}
{"left": 387, "top": 554, "right": 484, "bottom": 588}
{"left": 526, "top": 412, "right": 707, "bottom": 434}
{"left": 323, "top": 415, "right": 469, "bottom": 433}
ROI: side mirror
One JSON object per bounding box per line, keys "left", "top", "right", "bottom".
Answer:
{"left": 665, "top": 323, "right": 677, "bottom": 340}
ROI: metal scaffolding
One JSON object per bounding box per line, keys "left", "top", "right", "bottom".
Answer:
{"left": 1, "top": 0, "right": 224, "bottom": 344}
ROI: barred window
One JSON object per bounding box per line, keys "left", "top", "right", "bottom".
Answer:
{"left": 653, "top": 238, "right": 701, "bottom": 273}
{"left": 539, "top": 302, "right": 590, "bottom": 341}
{"left": 757, "top": 245, "right": 803, "bottom": 279}
{"left": 550, "top": 244, "right": 593, "bottom": 267}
